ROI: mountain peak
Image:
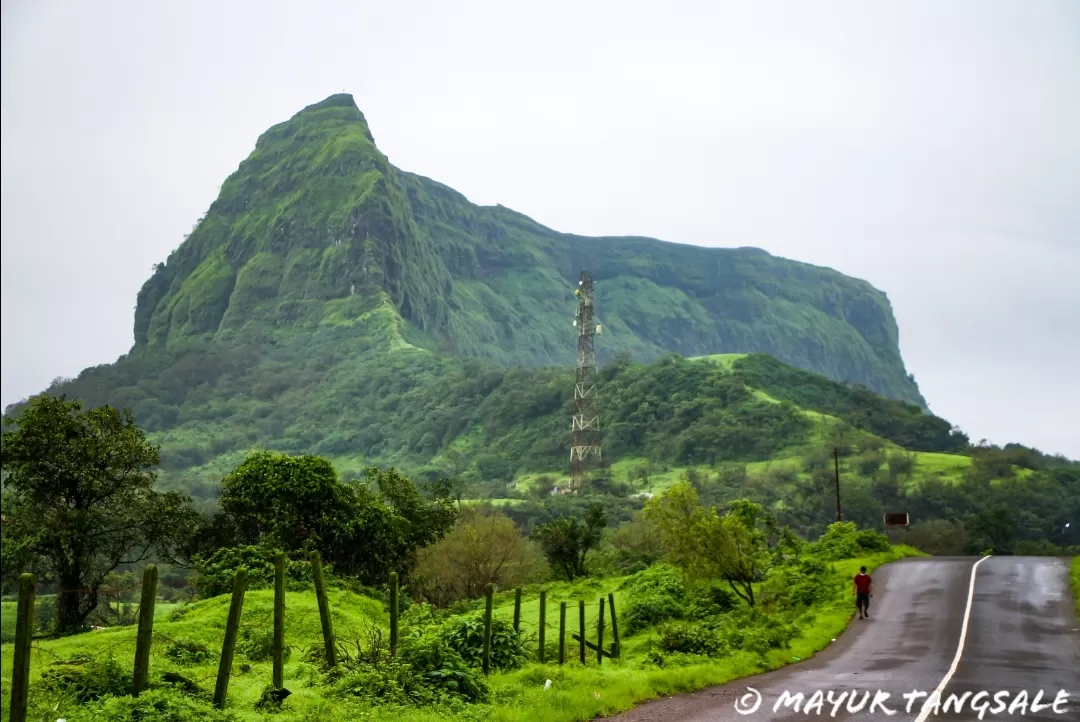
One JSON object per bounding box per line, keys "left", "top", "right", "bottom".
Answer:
{"left": 299, "top": 93, "right": 360, "bottom": 114}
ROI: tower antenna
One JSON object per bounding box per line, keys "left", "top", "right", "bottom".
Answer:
{"left": 570, "top": 269, "right": 602, "bottom": 492}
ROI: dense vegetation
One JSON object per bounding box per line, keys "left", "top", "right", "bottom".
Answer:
{"left": 1, "top": 401, "right": 924, "bottom": 720}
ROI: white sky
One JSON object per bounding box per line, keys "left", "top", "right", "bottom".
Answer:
{"left": 2, "top": 0, "right": 1078, "bottom": 458}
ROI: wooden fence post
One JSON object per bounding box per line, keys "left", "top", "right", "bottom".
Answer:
{"left": 597, "top": 597, "right": 606, "bottom": 666}
{"left": 273, "top": 553, "right": 285, "bottom": 689}
{"left": 512, "top": 587, "right": 522, "bottom": 634}
{"left": 607, "top": 592, "right": 620, "bottom": 659}
{"left": 558, "top": 601, "right": 566, "bottom": 664}
{"left": 389, "top": 571, "right": 399, "bottom": 658}
{"left": 578, "top": 599, "right": 586, "bottom": 663}
{"left": 9, "top": 573, "right": 35, "bottom": 722}
{"left": 538, "top": 590, "right": 547, "bottom": 663}
{"left": 309, "top": 551, "right": 336, "bottom": 667}
{"left": 132, "top": 564, "right": 158, "bottom": 696}
{"left": 213, "top": 568, "right": 248, "bottom": 709}
{"left": 482, "top": 583, "right": 494, "bottom": 675}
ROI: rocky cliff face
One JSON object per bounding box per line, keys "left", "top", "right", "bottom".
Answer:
{"left": 132, "top": 94, "right": 924, "bottom": 406}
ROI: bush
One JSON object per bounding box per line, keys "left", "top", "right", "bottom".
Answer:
{"left": 441, "top": 614, "right": 527, "bottom": 671}
{"left": 399, "top": 633, "right": 488, "bottom": 703}
{"left": 857, "top": 450, "right": 885, "bottom": 476}
{"left": 887, "top": 452, "right": 916, "bottom": 478}
{"left": 190, "top": 546, "right": 310, "bottom": 598}
{"left": 720, "top": 617, "right": 798, "bottom": 658}
{"left": 655, "top": 621, "right": 723, "bottom": 656}
{"left": 620, "top": 563, "right": 688, "bottom": 633}
{"left": 685, "top": 582, "right": 738, "bottom": 619}
{"left": 36, "top": 594, "right": 57, "bottom": 634}
{"left": 854, "top": 529, "right": 891, "bottom": 553}
{"left": 332, "top": 662, "right": 437, "bottom": 706}
{"left": 165, "top": 639, "right": 214, "bottom": 666}
{"left": 240, "top": 626, "right": 289, "bottom": 663}
{"left": 38, "top": 655, "right": 131, "bottom": 703}
{"left": 60, "top": 688, "right": 236, "bottom": 722}
{"left": 762, "top": 559, "right": 832, "bottom": 609}
{"left": 813, "top": 521, "right": 889, "bottom": 560}
{"left": 624, "top": 592, "right": 683, "bottom": 633}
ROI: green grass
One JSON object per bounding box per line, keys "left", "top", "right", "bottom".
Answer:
{"left": 690, "top": 353, "right": 747, "bottom": 371}
{"left": 912, "top": 452, "right": 972, "bottom": 481}
{"left": 1, "top": 548, "right": 925, "bottom": 721}
{"left": 1, "top": 587, "right": 386, "bottom": 722}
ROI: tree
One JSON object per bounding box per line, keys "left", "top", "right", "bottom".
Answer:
{"left": 1, "top": 396, "right": 196, "bottom": 634}
{"left": 212, "top": 453, "right": 457, "bottom": 585}
{"left": 533, "top": 503, "right": 607, "bottom": 580}
{"left": 644, "top": 482, "right": 771, "bottom": 606}
{"left": 414, "top": 507, "right": 546, "bottom": 605}
{"left": 218, "top": 451, "right": 352, "bottom": 551}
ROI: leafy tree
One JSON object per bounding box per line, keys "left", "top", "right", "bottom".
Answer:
{"left": 218, "top": 452, "right": 351, "bottom": 551}
{"left": 212, "top": 452, "right": 456, "bottom": 585}
{"left": 966, "top": 505, "right": 1015, "bottom": 554}
{"left": 533, "top": 503, "right": 607, "bottom": 580}
{"left": 414, "top": 507, "right": 546, "bottom": 605}
{"left": 1, "top": 396, "right": 196, "bottom": 633}
{"left": 604, "top": 513, "right": 664, "bottom": 574}
{"left": 645, "top": 483, "right": 772, "bottom": 606}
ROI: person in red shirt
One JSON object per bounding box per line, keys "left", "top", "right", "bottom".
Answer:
{"left": 853, "top": 566, "right": 873, "bottom": 619}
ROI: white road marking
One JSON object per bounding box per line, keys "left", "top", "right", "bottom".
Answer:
{"left": 913, "top": 555, "right": 992, "bottom": 722}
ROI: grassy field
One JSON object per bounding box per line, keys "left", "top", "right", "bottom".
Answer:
{"left": 1, "top": 547, "right": 922, "bottom": 722}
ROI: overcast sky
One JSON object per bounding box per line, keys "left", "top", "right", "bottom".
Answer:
{"left": 2, "top": 0, "right": 1078, "bottom": 458}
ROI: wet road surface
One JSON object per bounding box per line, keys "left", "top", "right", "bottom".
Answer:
{"left": 605, "top": 556, "right": 1078, "bottom": 722}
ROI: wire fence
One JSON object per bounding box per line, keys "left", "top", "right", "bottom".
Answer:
{"left": 5, "top": 568, "right": 620, "bottom": 722}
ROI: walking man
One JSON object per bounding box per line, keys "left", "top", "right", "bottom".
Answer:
{"left": 854, "top": 566, "right": 873, "bottom": 619}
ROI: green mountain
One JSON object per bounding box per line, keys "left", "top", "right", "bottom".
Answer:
{"left": 133, "top": 93, "right": 923, "bottom": 406}
{"left": 10, "top": 93, "right": 979, "bottom": 501}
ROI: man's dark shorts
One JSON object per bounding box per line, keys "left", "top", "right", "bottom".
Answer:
{"left": 856, "top": 593, "right": 870, "bottom": 611}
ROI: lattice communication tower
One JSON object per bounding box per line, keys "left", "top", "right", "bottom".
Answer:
{"left": 570, "top": 270, "right": 602, "bottom": 492}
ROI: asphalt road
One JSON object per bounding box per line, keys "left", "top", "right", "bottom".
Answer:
{"left": 607, "top": 556, "right": 1079, "bottom": 722}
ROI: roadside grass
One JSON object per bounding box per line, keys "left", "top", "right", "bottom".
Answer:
{"left": 2, "top": 547, "right": 923, "bottom": 722}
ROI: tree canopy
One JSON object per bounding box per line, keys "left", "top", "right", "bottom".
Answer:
{"left": 1, "top": 396, "right": 196, "bottom": 633}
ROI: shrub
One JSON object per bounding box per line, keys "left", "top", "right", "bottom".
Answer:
{"left": 399, "top": 633, "right": 488, "bottom": 703}
{"left": 35, "top": 594, "right": 57, "bottom": 634}
{"left": 655, "top": 621, "right": 723, "bottom": 656}
{"left": 685, "top": 582, "right": 738, "bottom": 619}
{"left": 38, "top": 655, "right": 131, "bottom": 703}
{"left": 857, "top": 450, "right": 886, "bottom": 476}
{"left": 240, "top": 627, "right": 288, "bottom": 663}
{"left": 332, "top": 662, "right": 437, "bottom": 706}
{"left": 624, "top": 592, "right": 683, "bottom": 633}
{"left": 762, "top": 559, "right": 832, "bottom": 609}
{"left": 190, "top": 546, "right": 310, "bottom": 598}
{"left": 165, "top": 639, "right": 214, "bottom": 666}
{"left": 721, "top": 618, "right": 798, "bottom": 658}
{"left": 887, "top": 452, "right": 917, "bottom": 478}
{"left": 60, "top": 688, "right": 236, "bottom": 722}
{"left": 813, "top": 521, "right": 888, "bottom": 560}
{"left": 854, "top": 529, "right": 891, "bottom": 553}
{"left": 620, "top": 563, "right": 688, "bottom": 633}
{"left": 441, "top": 614, "right": 527, "bottom": 671}
{"left": 620, "top": 563, "right": 686, "bottom": 597}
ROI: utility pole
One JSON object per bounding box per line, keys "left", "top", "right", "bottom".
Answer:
{"left": 834, "top": 447, "right": 843, "bottom": 522}
{"left": 569, "top": 270, "right": 602, "bottom": 492}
